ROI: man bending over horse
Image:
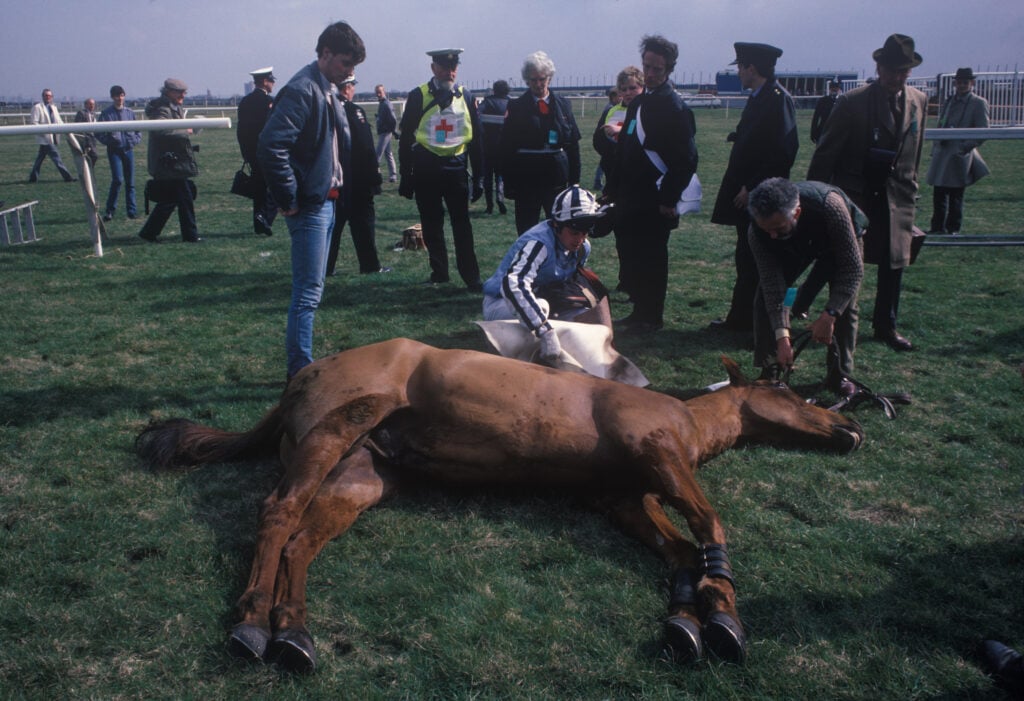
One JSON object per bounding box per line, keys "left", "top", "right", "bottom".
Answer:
{"left": 482, "top": 185, "right": 612, "bottom": 365}
{"left": 747, "top": 177, "right": 866, "bottom": 397}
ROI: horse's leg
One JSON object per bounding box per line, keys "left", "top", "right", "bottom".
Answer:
{"left": 651, "top": 465, "right": 746, "bottom": 663}
{"left": 264, "top": 447, "right": 394, "bottom": 673}
{"left": 602, "top": 493, "right": 704, "bottom": 663}
{"left": 230, "top": 396, "right": 397, "bottom": 661}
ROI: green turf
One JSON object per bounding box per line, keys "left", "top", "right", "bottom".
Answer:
{"left": 1, "top": 104, "right": 1022, "bottom": 699}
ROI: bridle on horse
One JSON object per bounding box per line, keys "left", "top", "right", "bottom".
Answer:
{"left": 763, "top": 330, "right": 911, "bottom": 419}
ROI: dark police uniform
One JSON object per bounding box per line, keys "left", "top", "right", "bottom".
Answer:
{"left": 237, "top": 67, "right": 277, "bottom": 235}
{"left": 711, "top": 42, "right": 799, "bottom": 332}
{"left": 327, "top": 80, "right": 385, "bottom": 276}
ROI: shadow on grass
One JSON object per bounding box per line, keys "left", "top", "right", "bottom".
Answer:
{"left": 744, "top": 535, "right": 1024, "bottom": 668}
{"left": 0, "top": 379, "right": 279, "bottom": 428}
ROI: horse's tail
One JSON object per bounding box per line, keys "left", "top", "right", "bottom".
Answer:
{"left": 135, "top": 404, "right": 285, "bottom": 470}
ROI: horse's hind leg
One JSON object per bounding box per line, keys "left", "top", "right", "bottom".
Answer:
{"left": 264, "top": 447, "right": 395, "bottom": 673}
{"left": 230, "top": 395, "right": 397, "bottom": 662}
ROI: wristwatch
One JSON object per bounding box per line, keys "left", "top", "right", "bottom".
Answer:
{"left": 824, "top": 308, "right": 839, "bottom": 318}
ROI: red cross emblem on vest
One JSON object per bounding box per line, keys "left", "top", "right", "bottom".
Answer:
{"left": 434, "top": 118, "right": 454, "bottom": 143}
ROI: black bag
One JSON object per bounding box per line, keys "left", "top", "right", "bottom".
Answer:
{"left": 231, "top": 162, "right": 260, "bottom": 199}
{"left": 909, "top": 225, "right": 926, "bottom": 265}
{"left": 144, "top": 179, "right": 197, "bottom": 214}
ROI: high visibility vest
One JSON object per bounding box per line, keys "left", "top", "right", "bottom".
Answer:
{"left": 601, "top": 103, "right": 627, "bottom": 128}
{"left": 414, "top": 83, "right": 473, "bottom": 157}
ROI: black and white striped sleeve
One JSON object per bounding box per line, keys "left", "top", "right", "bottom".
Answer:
{"left": 501, "top": 239, "right": 551, "bottom": 334}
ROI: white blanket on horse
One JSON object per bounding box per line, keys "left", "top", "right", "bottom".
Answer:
{"left": 475, "top": 320, "right": 649, "bottom": 387}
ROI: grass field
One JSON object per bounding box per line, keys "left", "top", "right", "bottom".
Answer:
{"left": 1, "top": 103, "right": 1023, "bottom": 700}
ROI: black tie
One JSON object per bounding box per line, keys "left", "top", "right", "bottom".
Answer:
{"left": 47, "top": 104, "right": 59, "bottom": 143}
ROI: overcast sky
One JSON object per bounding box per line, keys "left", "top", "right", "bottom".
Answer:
{"left": 3, "top": 0, "right": 1023, "bottom": 102}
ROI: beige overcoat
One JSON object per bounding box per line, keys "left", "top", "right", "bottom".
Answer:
{"left": 926, "top": 92, "right": 990, "bottom": 188}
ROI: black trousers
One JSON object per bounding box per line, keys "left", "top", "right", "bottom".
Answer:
{"left": 862, "top": 192, "right": 905, "bottom": 333}
{"left": 140, "top": 179, "right": 198, "bottom": 240}
{"left": 930, "top": 186, "right": 965, "bottom": 233}
{"left": 512, "top": 186, "right": 560, "bottom": 236}
{"left": 414, "top": 167, "right": 480, "bottom": 286}
{"left": 616, "top": 206, "right": 674, "bottom": 325}
{"left": 327, "top": 194, "right": 380, "bottom": 276}
{"left": 251, "top": 167, "right": 277, "bottom": 231}
{"left": 724, "top": 215, "right": 758, "bottom": 331}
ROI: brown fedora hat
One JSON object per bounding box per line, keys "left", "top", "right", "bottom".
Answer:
{"left": 872, "top": 34, "right": 923, "bottom": 70}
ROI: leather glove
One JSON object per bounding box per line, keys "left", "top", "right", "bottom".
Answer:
{"left": 537, "top": 325, "right": 562, "bottom": 365}
{"left": 471, "top": 178, "right": 484, "bottom": 203}
{"left": 399, "top": 178, "right": 414, "bottom": 200}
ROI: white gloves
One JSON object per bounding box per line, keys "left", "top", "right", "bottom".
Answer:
{"left": 537, "top": 325, "right": 563, "bottom": 365}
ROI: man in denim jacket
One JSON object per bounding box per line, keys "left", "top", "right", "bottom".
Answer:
{"left": 257, "top": 21, "right": 366, "bottom": 380}
{"left": 96, "top": 85, "right": 142, "bottom": 220}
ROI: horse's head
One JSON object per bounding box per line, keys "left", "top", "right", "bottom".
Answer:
{"left": 721, "top": 357, "right": 864, "bottom": 453}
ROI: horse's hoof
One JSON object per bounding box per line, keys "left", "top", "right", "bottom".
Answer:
{"left": 703, "top": 611, "right": 747, "bottom": 663}
{"left": 661, "top": 615, "right": 703, "bottom": 663}
{"left": 228, "top": 623, "right": 270, "bottom": 662}
{"left": 268, "top": 629, "right": 317, "bottom": 674}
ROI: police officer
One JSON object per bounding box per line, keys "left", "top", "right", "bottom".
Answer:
{"left": 327, "top": 75, "right": 389, "bottom": 277}
{"left": 398, "top": 48, "right": 484, "bottom": 290}
{"left": 237, "top": 67, "right": 277, "bottom": 236}
{"left": 710, "top": 42, "right": 799, "bottom": 334}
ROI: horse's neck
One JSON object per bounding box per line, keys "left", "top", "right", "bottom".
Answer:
{"left": 681, "top": 390, "right": 745, "bottom": 461}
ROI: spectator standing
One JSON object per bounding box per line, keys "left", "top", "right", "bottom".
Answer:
{"left": 327, "top": 75, "right": 389, "bottom": 277}
{"left": 710, "top": 42, "right": 799, "bottom": 334}
{"left": 478, "top": 79, "right": 510, "bottom": 215}
{"left": 398, "top": 48, "right": 484, "bottom": 290}
{"left": 591, "top": 87, "right": 620, "bottom": 190}
{"left": 810, "top": 80, "right": 841, "bottom": 144}
{"left": 592, "top": 80, "right": 630, "bottom": 192}
{"left": 96, "top": 85, "right": 141, "bottom": 221}
{"left": 808, "top": 34, "right": 928, "bottom": 353}
{"left": 137, "top": 78, "right": 201, "bottom": 243}
{"left": 373, "top": 84, "right": 398, "bottom": 183}
{"left": 237, "top": 67, "right": 278, "bottom": 236}
{"left": 499, "top": 51, "right": 582, "bottom": 235}
{"left": 593, "top": 66, "right": 642, "bottom": 297}
{"left": 604, "top": 35, "right": 698, "bottom": 334}
{"left": 257, "top": 21, "right": 366, "bottom": 379}
{"left": 73, "top": 98, "right": 99, "bottom": 169}
{"left": 28, "top": 89, "right": 75, "bottom": 183}
{"left": 926, "top": 67, "right": 990, "bottom": 234}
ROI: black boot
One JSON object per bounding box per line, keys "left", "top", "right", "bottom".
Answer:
{"left": 982, "top": 640, "right": 1024, "bottom": 695}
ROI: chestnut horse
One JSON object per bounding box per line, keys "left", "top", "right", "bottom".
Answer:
{"left": 136, "top": 338, "right": 863, "bottom": 673}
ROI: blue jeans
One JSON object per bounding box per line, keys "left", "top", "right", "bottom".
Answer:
{"left": 105, "top": 148, "right": 137, "bottom": 217}
{"left": 285, "top": 199, "right": 335, "bottom": 378}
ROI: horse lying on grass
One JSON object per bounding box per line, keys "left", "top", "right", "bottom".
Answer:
{"left": 136, "top": 338, "right": 864, "bottom": 673}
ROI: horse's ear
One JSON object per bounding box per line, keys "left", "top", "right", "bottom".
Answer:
{"left": 721, "top": 356, "right": 750, "bottom": 386}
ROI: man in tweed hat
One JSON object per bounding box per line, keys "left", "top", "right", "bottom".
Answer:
{"left": 808, "top": 34, "right": 928, "bottom": 353}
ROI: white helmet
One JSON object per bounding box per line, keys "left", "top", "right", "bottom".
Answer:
{"left": 551, "top": 185, "right": 606, "bottom": 229}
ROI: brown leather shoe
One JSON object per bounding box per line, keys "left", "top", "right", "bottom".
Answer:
{"left": 874, "top": 329, "right": 914, "bottom": 352}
